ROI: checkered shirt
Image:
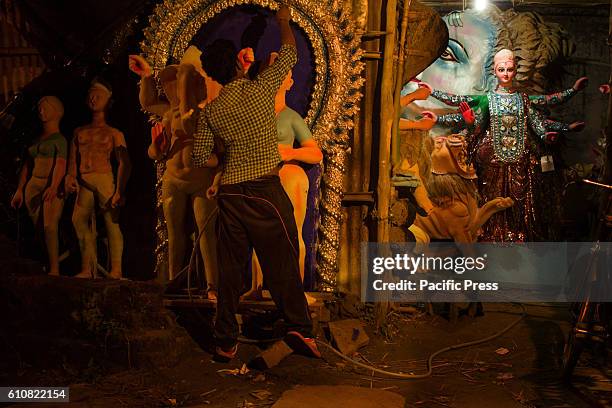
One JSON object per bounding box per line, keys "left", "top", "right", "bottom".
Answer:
{"left": 192, "top": 44, "right": 297, "bottom": 185}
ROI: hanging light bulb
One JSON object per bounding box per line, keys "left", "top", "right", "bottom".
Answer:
{"left": 474, "top": 0, "right": 488, "bottom": 10}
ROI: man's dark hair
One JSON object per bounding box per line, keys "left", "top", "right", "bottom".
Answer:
{"left": 201, "top": 39, "right": 238, "bottom": 85}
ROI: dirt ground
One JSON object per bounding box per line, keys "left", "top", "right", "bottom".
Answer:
{"left": 5, "top": 302, "right": 612, "bottom": 408}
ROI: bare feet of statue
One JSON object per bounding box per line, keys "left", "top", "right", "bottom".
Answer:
{"left": 75, "top": 270, "right": 93, "bottom": 279}
{"left": 48, "top": 269, "right": 60, "bottom": 277}
{"left": 207, "top": 289, "right": 217, "bottom": 301}
{"left": 109, "top": 270, "right": 122, "bottom": 280}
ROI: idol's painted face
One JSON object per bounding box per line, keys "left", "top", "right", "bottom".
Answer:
{"left": 88, "top": 88, "right": 111, "bottom": 112}
{"left": 38, "top": 99, "right": 52, "bottom": 122}
{"left": 401, "top": 10, "right": 497, "bottom": 113}
{"left": 495, "top": 61, "right": 516, "bottom": 87}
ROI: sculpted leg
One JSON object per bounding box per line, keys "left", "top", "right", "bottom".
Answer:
{"left": 415, "top": 202, "right": 472, "bottom": 242}
{"left": 242, "top": 251, "right": 264, "bottom": 300}
{"left": 90, "top": 173, "right": 124, "bottom": 278}
{"left": 102, "top": 208, "right": 123, "bottom": 278}
{"left": 25, "top": 178, "right": 59, "bottom": 274}
{"left": 24, "top": 179, "right": 43, "bottom": 226}
{"left": 193, "top": 191, "right": 218, "bottom": 299}
{"left": 43, "top": 197, "right": 64, "bottom": 276}
{"left": 72, "top": 187, "right": 96, "bottom": 277}
{"left": 397, "top": 160, "right": 434, "bottom": 214}
{"left": 162, "top": 176, "right": 188, "bottom": 281}
{"left": 279, "top": 165, "right": 315, "bottom": 305}
{"left": 279, "top": 166, "right": 309, "bottom": 281}
{"left": 471, "top": 197, "right": 514, "bottom": 237}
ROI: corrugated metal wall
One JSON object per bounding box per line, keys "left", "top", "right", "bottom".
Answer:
{"left": 0, "top": 0, "right": 45, "bottom": 106}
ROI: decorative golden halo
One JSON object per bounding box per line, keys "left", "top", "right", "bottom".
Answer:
{"left": 141, "top": 0, "right": 364, "bottom": 291}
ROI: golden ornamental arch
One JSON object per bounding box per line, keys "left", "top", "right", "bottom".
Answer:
{"left": 141, "top": 0, "right": 364, "bottom": 291}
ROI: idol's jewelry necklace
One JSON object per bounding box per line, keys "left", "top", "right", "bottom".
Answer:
{"left": 496, "top": 84, "right": 514, "bottom": 94}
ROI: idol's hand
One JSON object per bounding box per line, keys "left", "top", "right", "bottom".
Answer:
{"left": 10, "top": 190, "right": 23, "bottom": 209}
{"left": 408, "top": 111, "right": 436, "bottom": 130}
{"left": 460, "top": 102, "right": 475, "bottom": 125}
{"left": 128, "top": 55, "right": 152, "bottom": 78}
{"left": 206, "top": 184, "right": 219, "bottom": 200}
{"left": 411, "top": 84, "right": 431, "bottom": 101}
{"left": 417, "top": 82, "right": 433, "bottom": 93}
{"left": 43, "top": 186, "right": 58, "bottom": 202}
{"left": 413, "top": 117, "right": 436, "bottom": 130}
{"left": 569, "top": 121, "right": 586, "bottom": 132}
{"left": 573, "top": 77, "right": 588, "bottom": 92}
{"left": 421, "top": 110, "right": 438, "bottom": 122}
{"left": 545, "top": 131, "right": 559, "bottom": 143}
{"left": 110, "top": 191, "right": 125, "bottom": 208}
{"left": 599, "top": 84, "right": 610, "bottom": 95}
{"left": 65, "top": 175, "right": 79, "bottom": 194}
{"left": 278, "top": 145, "right": 295, "bottom": 162}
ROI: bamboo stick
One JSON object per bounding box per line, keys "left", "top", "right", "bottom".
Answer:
{"left": 347, "top": 0, "right": 381, "bottom": 295}
{"left": 347, "top": 109, "right": 362, "bottom": 294}
{"left": 362, "top": 0, "right": 380, "bottom": 197}
{"left": 375, "top": 0, "right": 398, "bottom": 328}
{"left": 391, "top": 0, "right": 413, "bottom": 166}
{"left": 346, "top": 0, "right": 364, "bottom": 294}
{"left": 339, "top": 0, "right": 365, "bottom": 295}
{"left": 376, "top": 0, "right": 397, "bottom": 245}
{"left": 339, "top": 205, "right": 350, "bottom": 291}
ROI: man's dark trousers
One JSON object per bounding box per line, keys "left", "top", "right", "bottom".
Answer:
{"left": 214, "top": 174, "right": 313, "bottom": 348}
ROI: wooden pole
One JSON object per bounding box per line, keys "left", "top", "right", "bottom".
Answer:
{"left": 362, "top": 0, "right": 380, "bottom": 199}
{"left": 391, "top": 0, "right": 412, "bottom": 166}
{"left": 376, "top": 0, "right": 397, "bottom": 246}
{"left": 346, "top": 0, "right": 363, "bottom": 295}
{"left": 375, "top": 0, "right": 397, "bottom": 328}
{"left": 339, "top": 0, "right": 375, "bottom": 295}
{"left": 357, "top": 0, "right": 381, "bottom": 294}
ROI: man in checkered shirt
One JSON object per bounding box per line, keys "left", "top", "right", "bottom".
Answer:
{"left": 192, "top": 5, "right": 320, "bottom": 363}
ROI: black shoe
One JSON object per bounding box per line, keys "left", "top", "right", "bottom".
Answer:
{"left": 212, "top": 344, "right": 238, "bottom": 363}
{"left": 284, "top": 331, "right": 321, "bottom": 358}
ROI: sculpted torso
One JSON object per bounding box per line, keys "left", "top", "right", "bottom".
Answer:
{"left": 31, "top": 159, "right": 54, "bottom": 179}
{"left": 163, "top": 107, "right": 208, "bottom": 181}
{"left": 30, "top": 137, "right": 65, "bottom": 179}
{"left": 75, "top": 125, "right": 119, "bottom": 174}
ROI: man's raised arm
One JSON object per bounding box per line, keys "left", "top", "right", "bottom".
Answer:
{"left": 277, "top": 5, "right": 295, "bottom": 48}
{"left": 256, "top": 6, "right": 297, "bottom": 92}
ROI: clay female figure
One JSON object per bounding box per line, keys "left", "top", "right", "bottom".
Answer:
{"left": 65, "top": 80, "right": 131, "bottom": 278}
{"left": 421, "top": 49, "right": 572, "bottom": 242}
{"left": 11, "top": 96, "right": 67, "bottom": 275}
{"left": 273, "top": 53, "right": 322, "bottom": 281}
{"left": 129, "top": 55, "right": 219, "bottom": 296}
